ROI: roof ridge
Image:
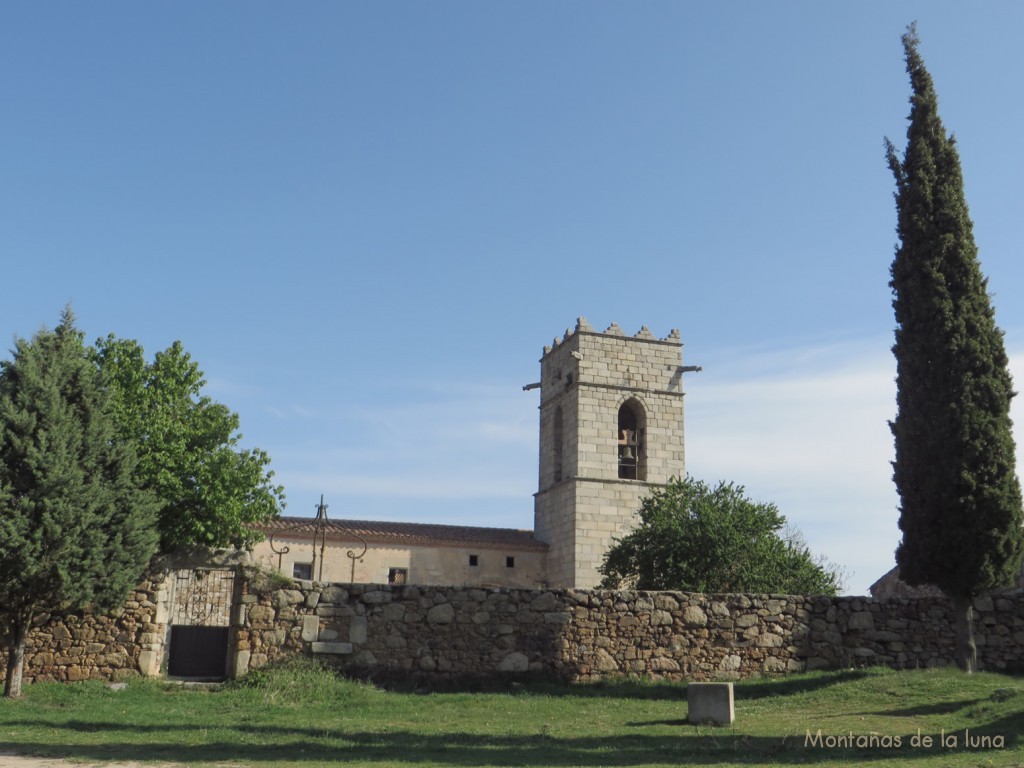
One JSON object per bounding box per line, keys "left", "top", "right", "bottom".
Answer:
{"left": 258, "top": 516, "right": 548, "bottom": 552}
{"left": 270, "top": 515, "right": 535, "bottom": 534}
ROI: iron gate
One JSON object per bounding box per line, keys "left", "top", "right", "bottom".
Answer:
{"left": 167, "top": 569, "right": 235, "bottom": 679}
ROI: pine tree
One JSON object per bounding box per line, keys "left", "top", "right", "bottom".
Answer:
{"left": 887, "top": 25, "right": 1024, "bottom": 672}
{"left": 0, "top": 310, "right": 159, "bottom": 697}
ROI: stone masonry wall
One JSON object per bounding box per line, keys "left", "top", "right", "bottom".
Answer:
{"left": 5, "top": 572, "right": 1024, "bottom": 686}
{"left": 234, "top": 581, "right": 1024, "bottom": 682}
{"left": 0, "top": 574, "right": 167, "bottom": 684}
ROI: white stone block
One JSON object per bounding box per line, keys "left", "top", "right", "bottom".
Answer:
{"left": 233, "top": 650, "right": 251, "bottom": 678}
{"left": 687, "top": 682, "right": 734, "bottom": 726}
{"left": 312, "top": 642, "right": 353, "bottom": 655}
{"left": 138, "top": 649, "right": 160, "bottom": 677}
{"left": 301, "top": 615, "right": 320, "bottom": 642}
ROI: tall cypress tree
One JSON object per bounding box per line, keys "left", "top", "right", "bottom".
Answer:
{"left": 0, "top": 310, "right": 159, "bottom": 697}
{"left": 887, "top": 25, "right": 1024, "bottom": 672}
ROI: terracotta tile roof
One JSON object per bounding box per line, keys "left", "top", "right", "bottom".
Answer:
{"left": 258, "top": 516, "right": 549, "bottom": 553}
{"left": 868, "top": 566, "right": 944, "bottom": 599}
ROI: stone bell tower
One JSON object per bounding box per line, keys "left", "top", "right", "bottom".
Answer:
{"left": 531, "top": 317, "right": 690, "bottom": 588}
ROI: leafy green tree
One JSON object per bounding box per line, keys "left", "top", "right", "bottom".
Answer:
{"left": 599, "top": 476, "right": 843, "bottom": 595}
{"left": 91, "top": 336, "right": 284, "bottom": 552}
{"left": 0, "top": 311, "right": 159, "bottom": 698}
{"left": 886, "top": 26, "right": 1024, "bottom": 673}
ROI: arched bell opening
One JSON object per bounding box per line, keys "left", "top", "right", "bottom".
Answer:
{"left": 617, "top": 399, "right": 646, "bottom": 480}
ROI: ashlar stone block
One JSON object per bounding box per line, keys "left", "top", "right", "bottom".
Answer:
{"left": 301, "top": 615, "right": 320, "bottom": 643}
{"left": 687, "top": 682, "right": 734, "bottom": 726}
{"left": 312, "top": 642, "right": 353, "bottom": 655}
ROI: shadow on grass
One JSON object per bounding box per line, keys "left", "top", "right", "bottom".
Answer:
{"left": 2, "top": 720, "right": 1018, "bottom": 766}
{"left": 734, "top": 670, "right": 872, "bottom": 700}
{"left": 405, "top": 668, "right": 876, "bottom": 702}
{"left": 858, "top": 685, "right": 1024, "bottom": 720}
{"left": 0, "top": 730, "right": 984, "bottom": 766}
{"left": 980, "top": 710, "right": 1024, "bottom": 746}
{"left": 859, "top": 698, "right": 987, "bottom": 718}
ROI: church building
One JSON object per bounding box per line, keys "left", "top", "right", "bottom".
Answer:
{"left": 251, "top": 318, "right": 693, "bottom": 589}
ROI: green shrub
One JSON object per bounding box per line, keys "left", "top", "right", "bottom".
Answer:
{"left": 230, "top": 656, "right": 376, "bottom": 707}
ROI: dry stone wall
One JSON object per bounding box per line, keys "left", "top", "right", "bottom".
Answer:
{"left": 0, "top": 575, "right": 167, "bottom": 684}
{"left": 235, "top": 581, "right": 1024, "bottom": 682}
{"left": 4, "top": 570, "right": 1024, "bottom": 686}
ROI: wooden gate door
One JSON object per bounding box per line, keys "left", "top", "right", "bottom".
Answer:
{"left": 167, "top": 569, "right": 235, "bottom": 680}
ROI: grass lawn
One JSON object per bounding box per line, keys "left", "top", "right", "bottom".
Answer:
{"left": 0, "top": 661, "right": 1022, "bottom": 767}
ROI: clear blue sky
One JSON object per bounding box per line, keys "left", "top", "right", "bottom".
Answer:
{"left": 3, "top": 2, "right": 1023, "bottom": 594}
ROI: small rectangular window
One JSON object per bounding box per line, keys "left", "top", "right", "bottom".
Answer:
{"left": 293, "top": 562, "right": 313, "bottom": 580}
{"left": 469, "top": 554, "right": 479, "bottom": 567}
{"left": 506, "top": 556, "right": 516, "bottom": 568}
{"left": 388, "top": 567, "right": 408, "bottom": 585}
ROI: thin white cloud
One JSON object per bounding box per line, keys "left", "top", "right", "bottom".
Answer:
{"left": 687, "top": 339, "right": 1024, "bottom": 595}
{"left": 285, "top": 470, "right": 529, "bottom": 500}
{"left": 274, "top": 379, "right": 538, "bottom": 504}
{"left": 265, "top": 404, "right": 316, "bottom": 420}
{"left": 689, "top": 349, "right": 895, "bottom": 492}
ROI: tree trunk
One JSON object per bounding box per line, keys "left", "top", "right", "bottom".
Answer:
{"left": 3, "top": 619, "right": 29, "bottom": 698}
{"left": 952, "top": 594, "right": 977, "bottom": 673}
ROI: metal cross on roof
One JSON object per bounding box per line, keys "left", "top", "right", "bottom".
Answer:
{"left": 266, "top": 494, "right": 367, "bottom": 582}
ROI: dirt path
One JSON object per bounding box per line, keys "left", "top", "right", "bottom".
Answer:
{"left": 0, "top": 755, "right": 183, "bottom": 768}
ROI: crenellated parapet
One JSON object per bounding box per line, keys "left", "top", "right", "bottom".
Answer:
{"left": 543, "top": 316, "right": 681, "bottom": 356}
